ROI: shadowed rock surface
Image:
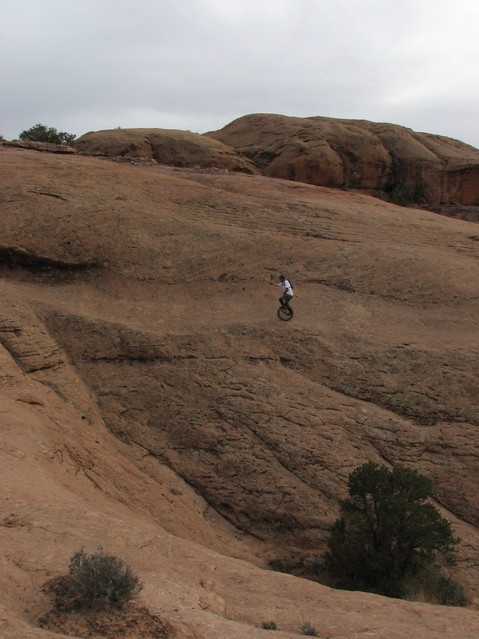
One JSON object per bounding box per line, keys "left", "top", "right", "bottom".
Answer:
{"left": 1, "top": 144, "right": 479, "bottom": 638}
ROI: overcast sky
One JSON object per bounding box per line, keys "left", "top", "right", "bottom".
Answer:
{"left": 2, "top": 0, "right": 479, "bottom": 148}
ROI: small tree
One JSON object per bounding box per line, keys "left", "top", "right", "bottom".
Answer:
{"left": 325, "top": 463, "right": 460, "bottom": 598}
{"left": 19, "top": 123, "right": 76, "bottom": 146}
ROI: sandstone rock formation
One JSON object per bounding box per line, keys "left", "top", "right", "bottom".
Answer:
{"left": 206, "top": 113, "right": 479, "bottom": 213}
{"left": 1, "top": 145, "right": 479, "bottom": 638}
{"left": 74, "top": 127, "right": 256, "bottom": 173}
{"left": 71, "top": 114, "right": 479, "bottom": 219}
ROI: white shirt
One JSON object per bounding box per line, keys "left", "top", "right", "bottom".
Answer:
{"left": 280, "top": 279, "right": 293, "bottom": 296}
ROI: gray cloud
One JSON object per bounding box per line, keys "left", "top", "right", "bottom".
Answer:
{"left": 2, "top": 0, "right": 478, "bottom": 147}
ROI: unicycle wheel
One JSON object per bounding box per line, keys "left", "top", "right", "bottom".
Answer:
{"left": 277, "top": 305, "right": 294, "bottom": 321}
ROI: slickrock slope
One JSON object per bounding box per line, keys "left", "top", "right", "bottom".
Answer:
{"left": 1, "top": 145, "right": 479, "bottom": 638}
{"left": 206, "top": 113, "right": 479, "bottom": 214}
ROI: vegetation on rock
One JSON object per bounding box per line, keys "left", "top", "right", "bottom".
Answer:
{"left": 300, "top": 620, "right": 318, "bottom": 636}
{"left": 324, "top": 463, "right": 461, "bottom": 600}
{"left": 57, "top": 547, "right": 143, "bottom": 611}
{"left": 260, "top": 620, "right": 278, "bottom": 630}
{"left": 39, "top": 548, "right": 175, "bottom": 638}
{"left": 19, "top": 123, "right": 76, "bottom": 145}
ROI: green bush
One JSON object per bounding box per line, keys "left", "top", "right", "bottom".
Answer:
{"left": 324, "top": 463, "right": 460, "bottom": 600}
{"left": 66, "top": 547, "right": 143, "bottom": 610}
{"left": 19, "top": 123, "right": 76, "bottom": 146}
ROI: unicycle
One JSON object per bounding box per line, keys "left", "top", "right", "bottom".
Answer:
{"left": 277, "top": 303, "right": 294, "bottom": 321}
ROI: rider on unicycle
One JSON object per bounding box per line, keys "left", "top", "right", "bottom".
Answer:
{"left": 277, "top": 274, "right": 293, "bottom": 308}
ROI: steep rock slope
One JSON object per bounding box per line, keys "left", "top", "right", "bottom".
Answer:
{"left": 206, "top": 113, "right": 479, "bottom": 211}
{"left": 1, "top": 145, "right": 479, "bottom": 637}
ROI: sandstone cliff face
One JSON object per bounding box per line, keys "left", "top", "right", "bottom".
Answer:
{"left": 1, "top": 146, "right": 479, "bottom": 637}
{"left": 206, "top": 114, "right": 479, "bottom": 210}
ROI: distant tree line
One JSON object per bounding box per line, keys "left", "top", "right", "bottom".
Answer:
{"left": 19, "top": 123, "right": 76, "bottom": 146}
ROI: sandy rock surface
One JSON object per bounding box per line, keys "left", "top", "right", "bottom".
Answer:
{"left": 1, "top": 145, "right": 479, "bottom": 638}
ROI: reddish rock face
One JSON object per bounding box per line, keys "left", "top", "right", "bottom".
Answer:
{"left": 74, "top": 115, "right": 479, "bottom": 217}
{"left": 206, "top": 114, "right": 479, "bottom": 211}
{"left": 1, "top": 145, "right": 479, "bottom": 637}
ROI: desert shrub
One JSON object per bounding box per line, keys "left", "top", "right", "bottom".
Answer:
{"left": 387, "top": 181, "right": 426, "bottom": 207}
{"left": 389, "top": 184, "right": 416, "bottom": 206}
{"left": 64, "top": 547, "right": 143, "bottom": 611}
{"left": 19, "top": 123, "right": 76, "bottom": 145}
{"left": 300, "top": 620, "right": 318, "bottom": 636}
{"left": 261, "top": 620, "right": 277, "bottom": 630}
{"left": 269, "top": 553, "right": 333, "bottom": 586}
{"left": 268, "top": 555, "right": 304, "bottom": 574}
{"left": 268, "top": 557, "right": 288, "bottom": 573}
{"left": 324, "top": 463, "right": 460, "bottom": 600}
{"left": 404, "top": 563, "right": 470, "bottom": 607}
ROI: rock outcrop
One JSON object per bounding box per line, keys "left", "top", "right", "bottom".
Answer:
{"left": 72, "top": 115, "right": 479, "bottom": 217}
{"left": 3, "top": 139, "right": 76, "bottom": 154}
{"left": 206, "top": 113, "right": 479, "bottom": 212}
{"left": 74, "top": 127, "right": 256, "bottom": 173}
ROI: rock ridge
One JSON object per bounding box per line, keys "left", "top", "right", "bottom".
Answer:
{"left": 206, "top": 113, "right": 479, "bottom": 213}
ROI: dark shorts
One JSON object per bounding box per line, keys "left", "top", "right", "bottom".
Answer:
{"left": 280, "top": 293, "right": 293, "bottom": 306}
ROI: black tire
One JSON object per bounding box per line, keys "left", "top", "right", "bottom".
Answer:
{"left": 277, "top": 305, "right": 294, "bottom": 321}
